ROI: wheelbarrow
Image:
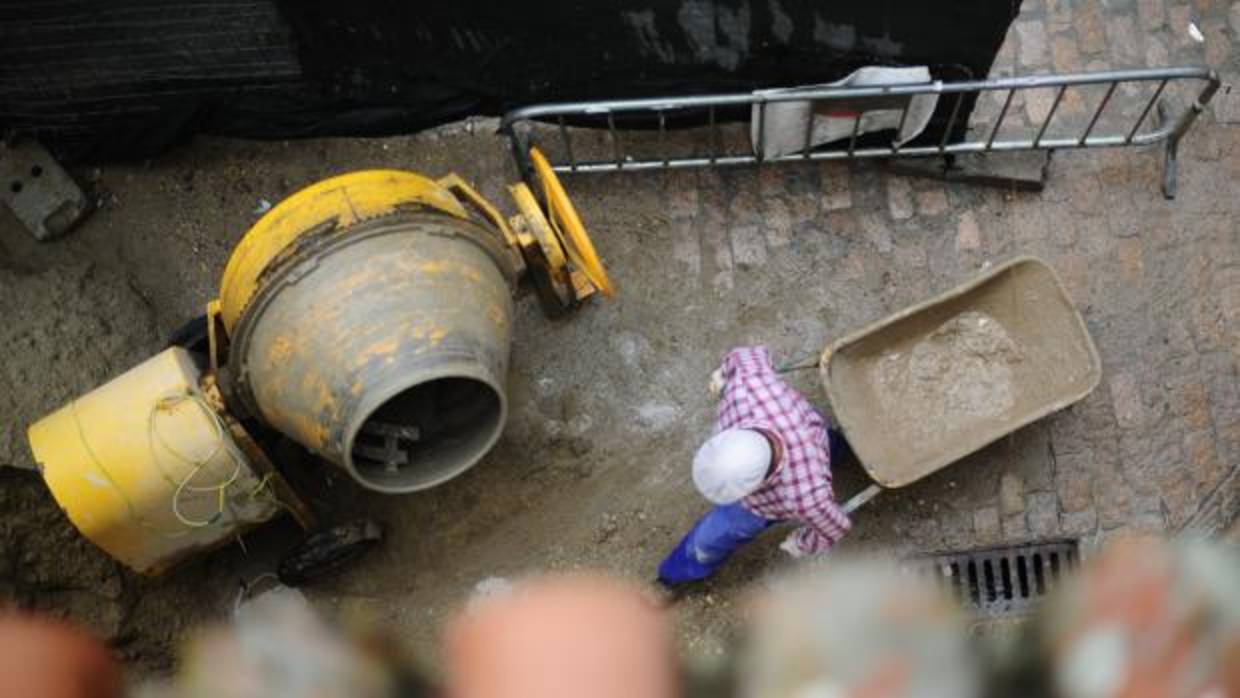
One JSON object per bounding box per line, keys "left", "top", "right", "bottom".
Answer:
{"left": 817, "top": 257, "right": 1102, "bottom": 514}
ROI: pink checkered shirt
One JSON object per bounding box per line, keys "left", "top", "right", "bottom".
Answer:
{"left": 715, "top": 346, "right": 851, "bottom": 553}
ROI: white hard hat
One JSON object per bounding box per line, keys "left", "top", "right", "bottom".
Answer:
{"left": 692, "top": 428, "right": 773, "bottom": 504}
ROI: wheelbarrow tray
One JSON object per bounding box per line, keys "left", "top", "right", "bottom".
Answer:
{"left": 819, "top": 257, "right": 1101, "bottom": 488}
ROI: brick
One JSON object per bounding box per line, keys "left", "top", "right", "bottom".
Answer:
{"left": 1183, "top": 430, "right": 1224, "bottom": 491}
{"left": 914, "top": 185, "right": 949, "bottom": 217}
{"left": 1145, "top": 33, "right": 1170, "bottom": 67}
{"left": 1168, "top": 5, "right": 1194, "bottom": 46}
{"left": 669, "top": 219, "right": 702, "bottom": 278}
{"left": 1076, "top": 3, "right": 1107, "bottom": 54}
{"left": 941, "top": 508, "right": 975, "bottom": 549}
{"left": 1117, "top": 238, "right": 1146, "bottom": 285}
{"left": 1060, "top": 509, "right": 1098, "bottom": 537}
{"left": 973, "top": 506, "right": 1002, "bottom": 543}
{"left": 1000, "top": 472, "right": 1026, "bottom": 515}
{"left": 1027, "top": 492, "right": 1060, "bottom": 537}
{"left": 886, "top": 176, "right": 914, "bottom": 220}
{"left": 1105, "top": 14, "right": 1141, "bottom": 65}
{"left": 1003, "top": 513, "right": 1030, "bottom": 541}
{"left": 1097, "top": 472, "right": 1133, "bottom": 530}
{"left": 666, "top": 171, "right": 699, "bottom": 218}
{"left": 1202, "top": 23, "right": 1232, "bottom": 71}
{"left": 822, "top": 164, "right": 852, "bottom": 211}
{"left": 729, "top": 224, "right": 767, "bottom": 269}
{"left": 1137, "top": 0, "right": 1165, "bottom": 30}
{"left": 1015, "top": 20, "right": 1049, "bottom": 68}
{"left": 1051, "top": 35, "right": 1081, "bottom": 73}
{"left": 1026, "top": 87, "right": 1058, "bottom": 126}
{"left": 956, "top": 210, "right": 981, "bottom": 251}
{"left": 1055, "top": 461, "right": 1095, "bottom": 512}
{"left": 1109, "top": 372, "right": 1147, "bottom": 429}
{"left": 1046, "top": 0, "right": 1073, "bottom": 34}
{"left": 1173, "top": 381, "right": 1213, "bottom": 431}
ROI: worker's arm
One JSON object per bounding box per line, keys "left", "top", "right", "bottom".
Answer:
{"left": 789, "top": 493, "right": 852, "bottom": 556}
{"left": 718, "top": 346, "right": 775, "bottom": 380}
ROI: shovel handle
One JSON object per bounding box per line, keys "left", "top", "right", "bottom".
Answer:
{"left": 842, "top": 483, "right": 882, "bottom": 514}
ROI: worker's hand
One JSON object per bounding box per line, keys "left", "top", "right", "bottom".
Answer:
{"left": 778, "top": 531, "right": 806, "bottom": 560}
{"left": 708, "top": 368, "right": 725, "bottom": 397}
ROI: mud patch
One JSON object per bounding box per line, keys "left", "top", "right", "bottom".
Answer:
{"left": 872, "top": 311, "right": 1025, "bottom": 442}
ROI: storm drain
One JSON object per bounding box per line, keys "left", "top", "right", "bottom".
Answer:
{"left": 906, "top": 540, "right": 1080, "bottom": 616}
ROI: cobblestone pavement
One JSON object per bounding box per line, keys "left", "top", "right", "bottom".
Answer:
{"left": 609, "top": 0, "right": 1240, "bottom": 556}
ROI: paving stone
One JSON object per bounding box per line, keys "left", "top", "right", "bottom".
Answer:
{"left": 1026, "top": 87, "right": 1058, "bottom": 126}
{"left": 1076, "top": 3, "right": 1108, "bottom": 54}
{"left": 1202, "top": 22, "right": 1232, "bottom": 69}
{"left": 973, "top": 506, "right": 1002, "bottom": 544}
{"left": 1055, "top": 459, "right": 1095, "bottom": 513}
{"left": 1051, "top": 35, "right": 1081, "bottom": 73}
{"left": 1138, "top": 0, "right": 1166, "bottom": 29}
{"left": 1000, "top": 472, "right": 1026, "bottom": 515}
{"left": 1046, "top": 0, "right": 1074, "bottom": 34}
{"left": 1169, "top": 5, "right": 1195, "bottom": 46}
{"left": 1106, "top": 14, "right": 1142, "bottom": 65}
{"left": 1060, "top": 509, "right": 1098, "bottom": 537}
{"left": 1015, "top": 19, "right": 1049, "bottom": 68}
{"left": 886, "top": 176, "right": 914, "bottom": 220}
{"left": 1116, "top": 237, "right": 1146, "bottom": 285}
{"left": 1027, "top": 492, "right": 1061, "bottom": 537}
{"left": 666, "top": 171, "right": 699, "bottom": 218}
{"left": 1003, "top": 513, "right": 1030, "bottom": 541}
{"left": 1145, "top": 32, "right": 1171, "bottom": 66}
{"left": 729, "top": 224, "right": 767, "bottom": 269}
{"left": 822, "top": 164, "right": 852, "bottom": 211}
{"left": 914, "top": 184, "right": 949, "bottom": 217}
{"left": 1109, "top": 372, "right": 1147, "bottom": 429}
{"left": 956, "top": 210, "right": 981, "bottom": 251}
{"left": 761, "top": 198, "right": 793, "bottom": 248}
{"left": 669, "top": 219, "right": 702, "bottom": 278}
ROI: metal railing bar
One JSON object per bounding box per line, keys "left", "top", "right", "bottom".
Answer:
{"left": 848, "top": 114, "right": 862, "bottom": 156}
{"left": 1079, "top": 81, "right": 1117, "bottom": 145}
{"left": 548, "top": 127, "right": 1183, "bottom": 173}
{"left": 658, "top": 110, "right": 668, "bottom": 167}
{"left": 939, "top": 92, "right": 965, "bottom": 152}
{"left": 498, "top": 66, "right": 1213, "bottom": 128}
{"left": 986, "top": 89, "right": 1015, "bottom": 150}
{"left": 708, "top": 105, "right": 718, "bottom": 164}
{"left": 606, "top": 112, "right": 622, "bottom": 168}
{"left": 892, "top": 99, "right": 911, "bottom": 153}
{"left": 1126, "top": 78, "right": 1167, "bottom": 143}
{"left": 756, "top": 100, "right": 766, "bottom": 162}
{"left": 1033, "top": 86, "right": 1066, "bottom": 147}
{"left": 803, "top": 98, "right": 815, "bottom": 159}
{"left": 557, "top": 115, "right": 576, "bottom": 171}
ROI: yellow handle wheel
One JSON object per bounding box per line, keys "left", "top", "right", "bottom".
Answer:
{"left": 529, "top": 147, "right": 615, "bottom": 297}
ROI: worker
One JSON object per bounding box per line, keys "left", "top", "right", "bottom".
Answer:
{"left": 657, "top": 346, "right": 851, "bottom": 588}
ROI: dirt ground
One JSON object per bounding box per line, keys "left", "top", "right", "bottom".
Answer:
{"left": 2, "top": 20, "right": 1239, "bottom": 677}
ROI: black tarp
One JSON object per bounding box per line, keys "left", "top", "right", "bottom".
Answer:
{"left": 0, "top": 1, "right": 1021, "bottom": 163}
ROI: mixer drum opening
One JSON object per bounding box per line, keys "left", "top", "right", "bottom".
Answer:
{"left": 348, "top": 376, "right": 504, "bottom": 491}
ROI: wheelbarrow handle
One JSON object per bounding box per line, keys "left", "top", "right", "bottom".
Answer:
{"left": 842, "top": 483, "right": 883, "bottom": 514}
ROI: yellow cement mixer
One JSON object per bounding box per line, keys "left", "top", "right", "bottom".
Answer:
{"left": 27, "top": 149, "right": 612, "bottom": 575}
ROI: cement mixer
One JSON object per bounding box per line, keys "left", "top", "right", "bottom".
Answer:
{"left": 27, "top": 148, "right": 613, "bottom": 575}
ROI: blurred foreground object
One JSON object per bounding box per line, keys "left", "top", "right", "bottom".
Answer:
{"left": 446, "top": 574, "right": 677, "bottom": 698}
{"left": 0, "top": 612, "right": 121, "bottom": 698}
{"left": 741, "top": 559, "right": 981, "bottom": 698}
{"left": 157, "top": 582, "right": 404, "bottom": 698}
{"left": 1036, "top": 537, "right": 1240, "bottom": 698}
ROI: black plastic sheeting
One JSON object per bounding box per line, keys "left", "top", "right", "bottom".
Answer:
{"left": 0, "top": 1, "right": 1021, "bottom": 163}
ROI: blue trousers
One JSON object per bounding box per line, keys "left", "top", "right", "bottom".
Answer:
{"left": 657, "top": 503, "right": 775, "bottom": 584}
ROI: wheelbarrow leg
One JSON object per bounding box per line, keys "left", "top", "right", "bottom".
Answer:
{"left": 842, "top": 483, "right": 883, "bottom": 515}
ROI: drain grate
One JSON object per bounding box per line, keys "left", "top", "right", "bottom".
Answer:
{"left": 906, "top": 540, "right": 1080, "bottom": 616}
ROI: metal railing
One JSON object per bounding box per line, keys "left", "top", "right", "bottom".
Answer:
{"left": 501, "top": 66, "right": 1220, "bottom": 198}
